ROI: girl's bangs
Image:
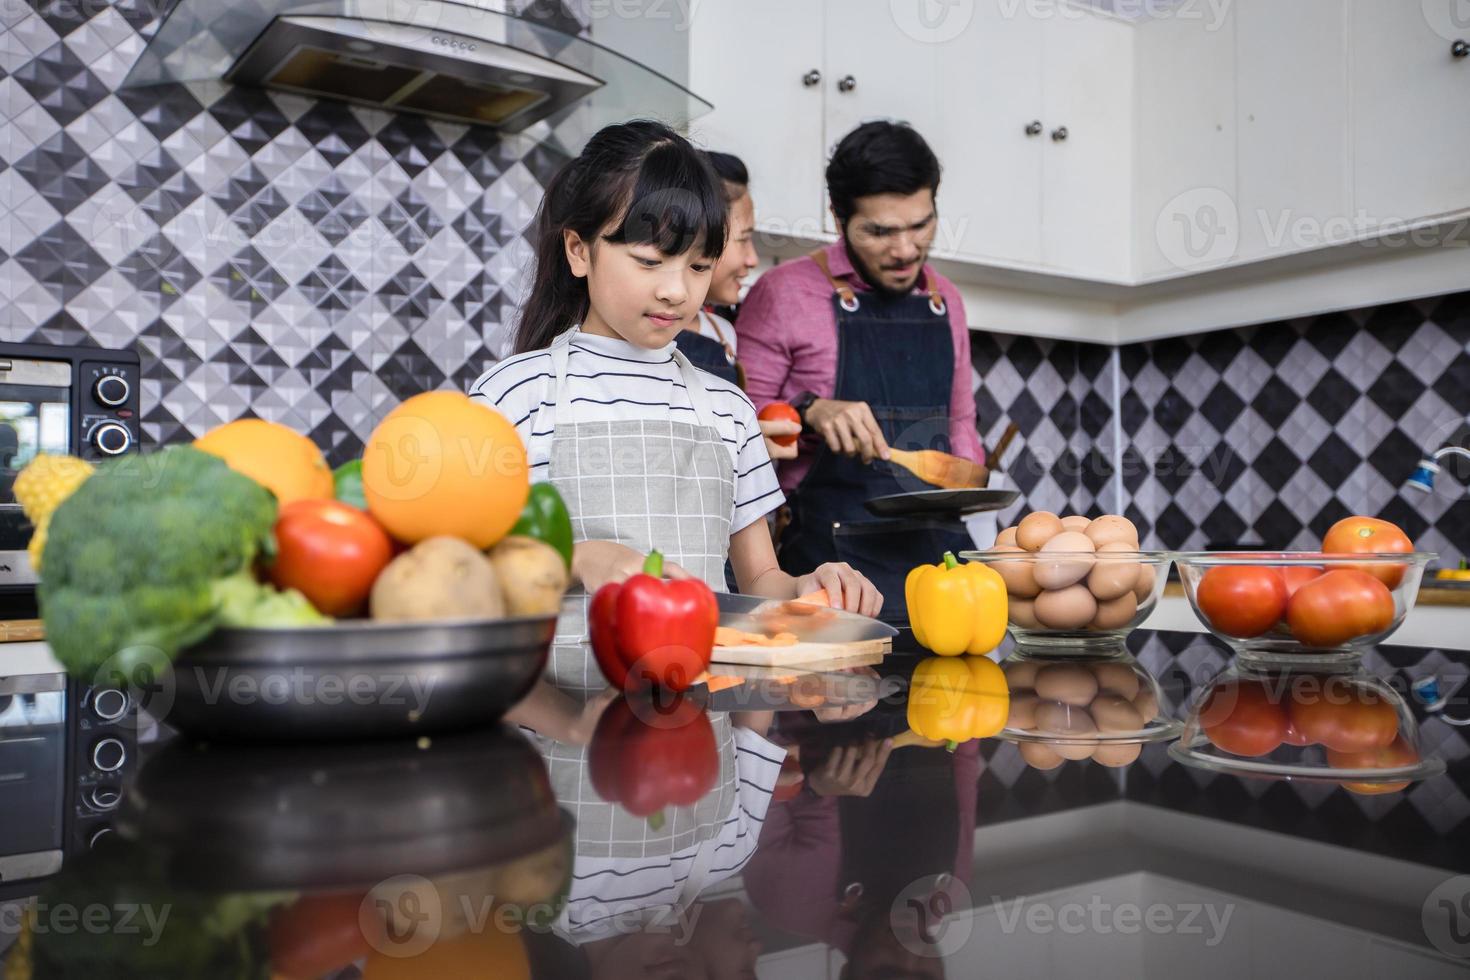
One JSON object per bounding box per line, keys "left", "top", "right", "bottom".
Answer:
{"left": 603, "top": 143, "right": 727, "bottom": 258}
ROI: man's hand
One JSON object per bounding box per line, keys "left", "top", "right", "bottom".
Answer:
{"left": 804, "top": 398, "right": 891, "bottom": 464}
{"left": 806, "top": 738, "right": 894, "bottom": 797}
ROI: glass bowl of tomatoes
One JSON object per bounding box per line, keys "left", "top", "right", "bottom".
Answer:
{"left": 999, "top": 650, "right": 1183, "bottom": 770}
{"left": 1174, "top": 551, "right": 1435, "bottom": 664}
{"left": 1168, "top": 662, "right": 1444, "bottom": 793}
{"left": 960, "top": 550, "right": 1176, "bottom": 653}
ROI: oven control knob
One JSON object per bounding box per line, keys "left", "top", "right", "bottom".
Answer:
{"left": 93, "top": 375, "right": 130, "bottom": 408}
{"left": 88, "top": 826, "right": 113, "bottom": 849}
{"left": 88, "top": 785, "right": 122, "bottom": 810}
{"left": 92, "top": 737, "right": 126, "bottom": 773}
{"left": 91, "top": 688, "right": 129, "bottom": 723}
{"left": 91, "top": 421, "right": 132, "bottom": 456}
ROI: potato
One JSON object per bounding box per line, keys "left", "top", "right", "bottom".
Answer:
{"left": 489, "top": 535, "right": 570, "bottom": 616}
{"left": 370, "top": 535, "right": 505, "bottom": 621}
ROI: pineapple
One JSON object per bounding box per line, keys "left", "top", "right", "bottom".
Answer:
{"left": 12, "top": 453, "right": 95, "bottom": 572}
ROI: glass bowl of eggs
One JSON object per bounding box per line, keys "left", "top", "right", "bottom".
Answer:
{"left": 1168, "top": 661, "right": 1444, "bottom": 793}
{"left": 1000, "top": 651, "right": 1182, "bottom": 770}
{"left": 961, "top": 512, "right": 1175, "bottom": 654}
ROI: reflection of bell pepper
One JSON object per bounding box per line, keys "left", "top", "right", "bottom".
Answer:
{"left": 907, "top": 656, "right": 1010, "bottom": 751}
{"left": 1437, "top": 560, "right": 1470, "bottom": 582}
{"left": 590, "top": 550, "right": 717, "bottom": 692}
{"left": 906, "top": 552, "right": 1008, "bottom": 656}
{"left": 511, "top": 482, "right": 574, "bottom": 570}
{"left": 589, "top": 694, "right": 719, "bottom": 829}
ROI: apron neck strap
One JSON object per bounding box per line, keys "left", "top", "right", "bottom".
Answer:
{"left": 808, "top": 247, "right": 947, "bottom": 316}
{"left": 547, "top": 325, "right": 719, "bottom": 432}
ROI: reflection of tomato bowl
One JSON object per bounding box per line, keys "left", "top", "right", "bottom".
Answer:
{"left": 1174, "top": 552, "right": 1435, "bottom": 664}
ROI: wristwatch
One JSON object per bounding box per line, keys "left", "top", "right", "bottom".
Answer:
{"left": 792, "top": 391, "right": 819, "bottom": 430}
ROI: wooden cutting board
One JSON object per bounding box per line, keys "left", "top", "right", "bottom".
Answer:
{"left": 709, "top": 637, "right": 891, "bottom": 667}
{"left": 0, "top": 619, "right": 45, "bottom": 643}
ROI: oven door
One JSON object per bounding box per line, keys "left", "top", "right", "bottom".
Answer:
{"left": 0, "top": 673, "right": 66, "bottom": 881}
{"left": 0, "top": 357, "right": 72, "bottom": 587}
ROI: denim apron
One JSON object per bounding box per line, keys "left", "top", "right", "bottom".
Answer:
{"left": 777, "top": 251, "right": 973, "bottom": 626}
{"left": 673, "top": 311, "right": 743, "bottom": 388}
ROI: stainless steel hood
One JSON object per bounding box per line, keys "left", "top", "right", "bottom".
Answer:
{"left": 122, "top": 0, "right": 711, "bottom": 150}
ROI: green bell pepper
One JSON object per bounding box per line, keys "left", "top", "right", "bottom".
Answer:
{"left": 333, "top": 459, "right": 367, "bottom": 510}
{"left": 512, "top": 483, "right": 573, "bottom": 570}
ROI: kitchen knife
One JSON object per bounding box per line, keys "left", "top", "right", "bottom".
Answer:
{"left": 714, "top": 592, "right": 898, "bottom": 643}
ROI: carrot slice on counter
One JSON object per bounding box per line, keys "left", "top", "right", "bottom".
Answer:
{"left": 713, "top": 626, "right": 800, "bottom": 647}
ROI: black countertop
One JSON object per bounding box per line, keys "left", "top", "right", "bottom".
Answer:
{"left": 2, "top": 630, "right": 1469, "bottom": 978}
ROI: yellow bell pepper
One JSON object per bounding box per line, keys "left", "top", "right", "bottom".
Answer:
{"left": 906, "top": 552, "right": 1009, "bottom": 656}
{"left": 1436, "top": 560, "right": 1470, "bottom": 582}
{"left": 906, "top": 656, "right": 1010, "bottom": 751}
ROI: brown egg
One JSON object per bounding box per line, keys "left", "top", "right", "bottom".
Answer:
{"left": 990, "top": 544, "right": 1041, "bottom": 598}
{"left": 1016, "top": 511, "right": 1064, "bottom": 552}
{"left": 1090, "top": 693, "right": 1145, "bottom": 733}
{"left": 1007, "top": 691, "right": 1040, "bottom": 730}
{"left": 1085, "top": 515, "right": 1139, "bottom": 550}
{"left": 1009, "top": 598, "right": 1042, "bottom": 629}
{"left": 1004, "top": 658, "right": 1042, "bottom": 689}
{"left": 1090, "top": 591, "right": 1139, "bottom": 631}
{"left": 1034, "top": 532, "right": 1096, "bottom": 590}
{"left": 1132, "top": 564, "right": 1159, "bottom": 603}
{"left": 995, "top": 525, "right": 1019, "bottom": 548}
{"left": 1034, "top": 585, "right": 1098, "bottom": 630}
{"left": 1032, "top": 700, "right": 1100, "bottom": 761}
{"left": 1035, "top": 664, "right": 1098, "bottom": 706}
{"left": 1093, "top": 742, "right": 1143, "bottom": 767}
{"left": 1133, "top": 685, "right": 1160, "bottom": 722}
{"left": 1061, "top": 515, "right": 1092, "bottom": 532}
{"left": 1091, "top": 662, "right": 1141, "bottom": 700}
{"left": 1087, "top": 542, "right": 1142, "bottom": 601}
{"left": 1018, "top": 739, "right": 1065, "bottom": 770}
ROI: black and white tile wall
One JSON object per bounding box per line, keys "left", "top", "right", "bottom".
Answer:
{"left": 1, "top": 0, "right": 580, "bottom": 464}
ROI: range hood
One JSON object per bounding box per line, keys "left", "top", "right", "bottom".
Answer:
{"left": 123, "top": 0, "right": 710, "bottom": 149}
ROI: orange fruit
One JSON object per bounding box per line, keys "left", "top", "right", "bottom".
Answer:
{"left": 361, "top": 391, "right": 528, "bottom": 549}
{"left": 194, "top": 418, "right": 333, "bottom": 505}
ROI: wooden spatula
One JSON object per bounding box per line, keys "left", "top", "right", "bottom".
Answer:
{"left": 887, "top": 449, "right": 989, "bottom": 490}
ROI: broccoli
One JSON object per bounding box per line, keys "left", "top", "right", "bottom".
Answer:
{"left": 38, "top": 445, "right": 327, "bottom": 676}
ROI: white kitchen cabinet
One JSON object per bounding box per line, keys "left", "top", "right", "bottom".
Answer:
{"left": 1351, "top": 0, "right": 1470, "bottom": 228}
{"left": 1233, "top": 0, "right": 1351, "bottom": 262}
{"left": 685, "top": 0, "right": 828, "bottom": 240}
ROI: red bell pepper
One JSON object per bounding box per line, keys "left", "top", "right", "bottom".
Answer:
{"left": 589, "top": 550, "right": 717, "bottom": 693}
{"left": 588, "top": 694, "right": 719, "bottom": 829}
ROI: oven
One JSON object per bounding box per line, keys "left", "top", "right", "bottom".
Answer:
{"left": 0, "top": 342, "right": 140, "bottom": 605}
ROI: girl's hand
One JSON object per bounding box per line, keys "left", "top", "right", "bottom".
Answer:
{"left": 758, "top": 419, "right": 801, "bottom": 461}
{"left": 796, "top": 563, "right": 882, "bottom": 618}
{"left": 574, "top": 540, "right": 693, "bottom": 593}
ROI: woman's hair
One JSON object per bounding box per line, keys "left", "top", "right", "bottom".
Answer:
{"left": 826, "top": 121, "right": 941, "bottom": 228}
{"left": 515, "top": 120, "right": 728, "bottom": 353}
{"left": 705, "top": 150, "right": 749, "bottom": 202}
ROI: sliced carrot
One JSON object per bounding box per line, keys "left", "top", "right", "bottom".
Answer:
{"left": 795, "top": 588, "right": 831, "bottom": 608}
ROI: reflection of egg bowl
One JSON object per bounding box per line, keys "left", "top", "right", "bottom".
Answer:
{"left": 1000, "top": 650, "right": 1182, "bottom": 770}
{"left": 961, "top": 551, "right": 1175, "bottom": 653}
{"left": 1169, "top": 661, "right": 1444, "bottom": 794}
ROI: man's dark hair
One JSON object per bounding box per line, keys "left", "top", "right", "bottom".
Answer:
{"left": 826, "top": 121, "right": 941, "bottom": 227}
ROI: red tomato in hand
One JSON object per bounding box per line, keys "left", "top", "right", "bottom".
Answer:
{"left": 1286, "top": 569, "right": 1394, "bottom": 647}
{"left": 1200, "top": 681, "right": 1288, "bottom": 757}
{"left": 757, "top": 403, "right": 801, "bottom": 447}
{"left": 1325, "top": 736, "right": 1419, "bottom": 795}
{"left": 1286, "top": 676, "right": 1398, "bottom": 753}
{"left": 271, "top": 498, "right": 394, "bottom": 616}
{"left": 1321, "top": 516, "right": 1413, "bottom": 588}
{"left": 1195, "top": 566, "right": 1287, "bottom": 638}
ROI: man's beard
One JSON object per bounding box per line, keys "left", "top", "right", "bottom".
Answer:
{"left": 843, "top": 238, "right": 924, "bottom": 301}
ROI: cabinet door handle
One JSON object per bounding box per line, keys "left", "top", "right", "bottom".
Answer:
{"left": 1051, "top": 126, "right": 1069, "bottom": 142}
{"left": 1454, "top": 40, "right": 1469, "bottom": 59}
{"left": 803, "top": 69, "right": 822, "bottom": 86}
{"left": 837, "top": 75, "right": 857, "bottom": 93}
{"left": 1025, "top": 120, "right": 1043, "bottom": 136}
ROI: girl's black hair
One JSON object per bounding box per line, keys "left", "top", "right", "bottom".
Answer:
{"left": 515, "top": 120, "right": 728, "bottom": 354}
{"left": 705, "top": 150, "right": 749, "bottom": 199}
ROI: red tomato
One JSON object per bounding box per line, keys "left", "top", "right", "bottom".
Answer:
{"left": 270, "top": 892, "right": 376, "bottom": 980}
{"left": 1325, "top": 736, "right": 1419, "bottom": 795}
{"left": 1286, "top": 676, "right": 1399, "bottom": 753}
{"left": 757, "top": 403, "right": 801, "bottom": 447}
{"left": 1321, "top": 516, "right": 1413, "bottom": 588}
{"left": 1278, "top": 565, "right": 1323, "bottom": 600}
{"left": 271, "top": 498, "right": 395, "bottom": 616}
{"left": 1282, "top": 719, "right": 1314, "bottom": 747}
{"left": 1195, "top": 566, "right": 1287, "bottom": 638}
{"left": 1286, "top": 569, "right": 1395, "bottom": 647}
{"left": 1200, "top": 681, "right": 1288, "bottom": 757}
